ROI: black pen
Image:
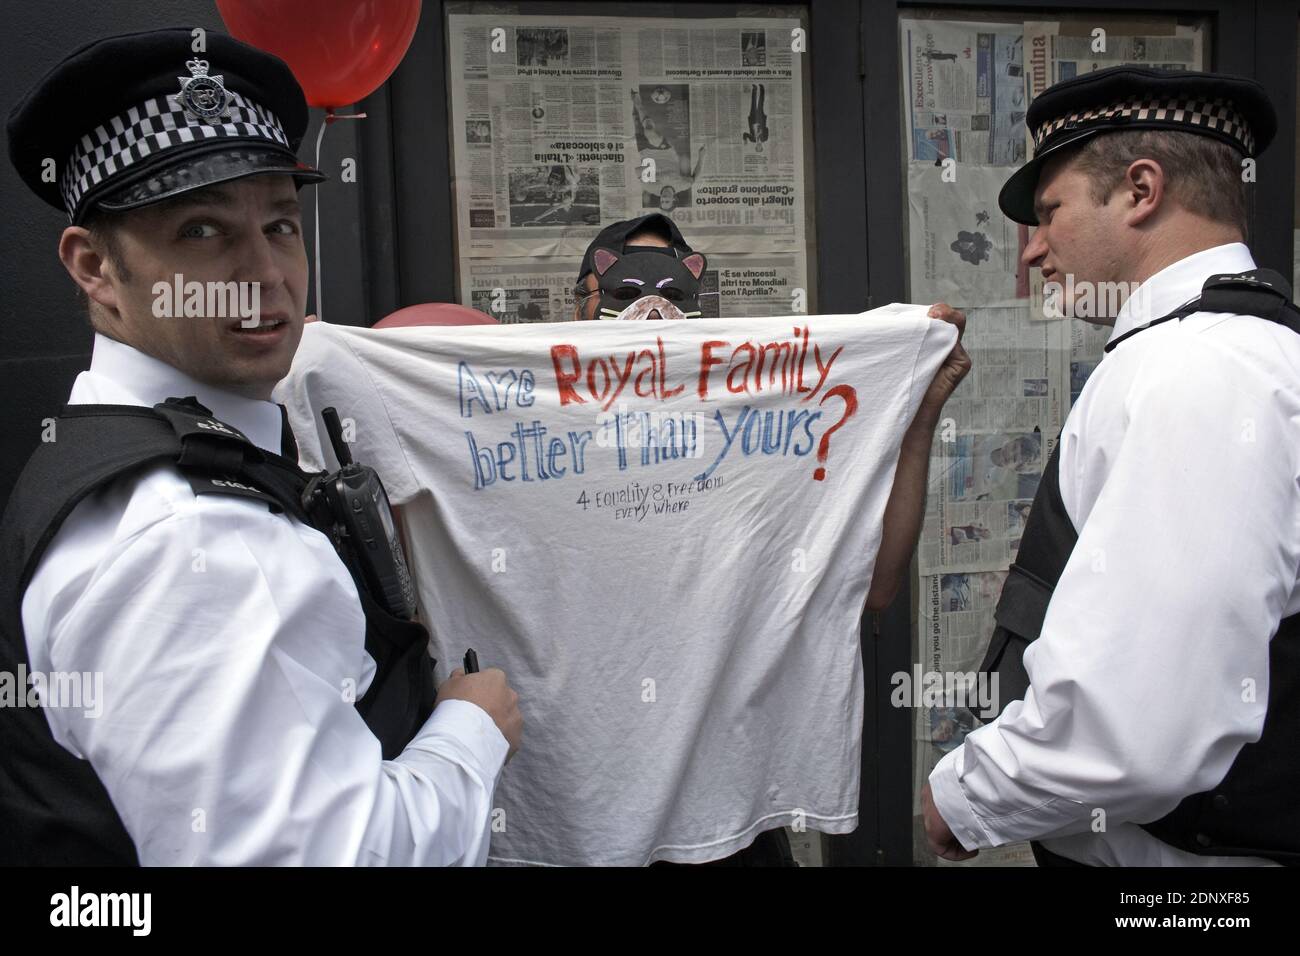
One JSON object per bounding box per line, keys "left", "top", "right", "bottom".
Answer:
{"left": 463, "top": 648, "right": 479, "bottom": 674}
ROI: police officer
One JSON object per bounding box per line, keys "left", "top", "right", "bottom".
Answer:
{"left": 0, "top": 27, "right": 522, "bottom": 865}
{"left": 921, "top": 66, "right": 1300, "bottom": 866}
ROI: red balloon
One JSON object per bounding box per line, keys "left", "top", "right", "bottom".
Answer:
{"left": 374, "top": 303, "right": 498, "bottom": 328}
{"left": 217, "top": 0, "right": 421, "bottom": 109}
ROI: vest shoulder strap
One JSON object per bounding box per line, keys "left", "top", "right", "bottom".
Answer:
{"left": 1, "top": 397, "right": 307, "bottom": 604}
{"left": 1105, "top": 267, "right": 1300, "bottom": 353}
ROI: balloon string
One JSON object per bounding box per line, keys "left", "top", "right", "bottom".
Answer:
{"left": 312, "top": 109, "right": 368, "bottom": 324}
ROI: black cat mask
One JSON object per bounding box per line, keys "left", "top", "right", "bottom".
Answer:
{"left": 592, "top": 245, "right": 707, "bottom": 320}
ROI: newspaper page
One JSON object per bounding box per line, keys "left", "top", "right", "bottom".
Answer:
{"left": 907, "top": 164, "right": 1027, "bottom": 308}
{"left": 1024, "top": 20, "right": 1204, "bottom": 96}
{"left": 910, "top": 570, "right": 1035, "bottom": 866}
{"left": 900, "top": 20, "right": 1029, "bottom": 165}
{"left": 446, "top": 13, "right": 813, "bottom": 317}
{"left": 1065, "top": 313, "right": 1112, "bottom": 405}
{"left": 918, "top": 307, "right": 1066, "bottom": 575}
{"left": 920, "top": 426, "right": 1047, "bottom": 574}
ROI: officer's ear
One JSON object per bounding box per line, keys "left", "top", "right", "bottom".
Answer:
{"left": 1121, "top": 157, "right": 1165, "bottom": 228}
{"left": 59, "top": 227, "right": 117, "bottom": 316}
{"left": 59, "top": 223, "right": 125, "bottom": 316}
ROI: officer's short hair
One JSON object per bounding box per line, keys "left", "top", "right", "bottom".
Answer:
{"left": 1066, "top": 129, "right": 1248, "bottom": 238}
{"left": 81, "top": 206, "right": 131, "bottom": 280}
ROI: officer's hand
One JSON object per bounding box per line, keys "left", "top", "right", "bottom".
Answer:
{"left": 437, "top": 667, "right": 523, "bottom": 761}
{"left": 921, "top": 781, "right": 978, "bottom": 862}
{"left": 920, "top": 303, "right": 972, "bottom": 415}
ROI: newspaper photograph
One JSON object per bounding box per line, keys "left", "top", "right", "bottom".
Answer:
{"left": 945, "top": 430, "right": 1045, "bottom": 508}
{"left": 446, "top": 12, "right": 813, "bottom": 303}
{"left": 907, "top": 164, "right": 1027, "bottom": 308}
{"left": 900, "top": 19, "right": 1028, "bottom": 166}
{"left": 920, "top": 490, "right": 1035, "bottom": 575}
{"left": 918, "top": 426, "right": 1047, "bottom": 576}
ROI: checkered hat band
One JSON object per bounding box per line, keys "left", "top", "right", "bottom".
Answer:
{"left": 60, "top": 90, "right": 291, "bottom": 219}
{"left": 1032, "top": 96, "right": 1255, "bottom": 155}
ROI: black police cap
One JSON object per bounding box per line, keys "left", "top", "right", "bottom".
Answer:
{"left": 999, "top": 66, "right": 1276, "bottom": 225}
{"left": 8, "top": 26, "right": 326, "bottom": 225}
{"left": 576, "top": 213, "right": 693, "bottom": 284}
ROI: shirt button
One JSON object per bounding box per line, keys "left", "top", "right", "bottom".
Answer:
{"left": 1211, "top": 794, "right": 1229, "bottom": 810}
{"left": 1196, "top": 833, "right": 1213, "bottom": 847}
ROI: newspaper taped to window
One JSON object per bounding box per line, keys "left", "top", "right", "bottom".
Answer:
{"left": 918, "top": 307, "right": 1068, "bottom": 575}
{"left": 1023, "top": 19, "right": 1205, "bottom": 101}
{"left": 447, "top": 13, "right": 815, "bottom": 318}
{"left": 900, "top": 19, "right": 1029, "bottom": 166}
{"left": 909, "top": 568, "right": 1035, "bottom": 866}
{"left": 907, "top": 164, "right": 1028, "bottom": 308}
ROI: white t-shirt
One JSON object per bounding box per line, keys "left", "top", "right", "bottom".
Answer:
{"left": 274, "top": 308, "right": 955, "bottom": 865}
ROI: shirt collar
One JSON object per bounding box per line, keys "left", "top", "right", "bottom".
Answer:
{"left": 76, "top": 333, "right": 286, "bottom": 457}
{"left": 1108, "top": 242, "right": 1258, "bottom": 346}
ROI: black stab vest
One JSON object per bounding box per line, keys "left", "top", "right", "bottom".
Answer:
{"left": 0, "top": 396, "right": 436, "bottom": 865}
{"left": 977, "top": 269, "right": 1300, "bottom": 865}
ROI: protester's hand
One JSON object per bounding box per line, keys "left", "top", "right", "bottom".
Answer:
{"left": 920, "top": 303, "right": 972, "bottom": 415}
{"left": 921, "top": 781, "right": 978, "bottom": 861}
{"left": 437, "top": 667, "right": 523, "bottom": 761}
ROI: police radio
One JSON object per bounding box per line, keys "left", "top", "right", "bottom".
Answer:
{"left": 301, "top": 407, "right": 417, "bottom": 620}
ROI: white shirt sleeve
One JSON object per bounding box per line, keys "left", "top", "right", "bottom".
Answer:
{"left": 929, "top": 335, "right": 1300, "bottom": 849}
{"left": 30, "top": 486, "right": 509, "bottom": 866}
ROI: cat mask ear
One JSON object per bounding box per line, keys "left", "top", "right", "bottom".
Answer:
{"left": 593, "top": 248, "right": 621, "bottom": 276}
{"left": 681, "top": 252, "right": 707, "bottom": 279}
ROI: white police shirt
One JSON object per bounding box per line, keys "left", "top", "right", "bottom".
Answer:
{"left": 21, "top": 333, "right": 509, "bottom": 865}
{"left": 930, "top": 243, "right": 1300, "bottom": 866}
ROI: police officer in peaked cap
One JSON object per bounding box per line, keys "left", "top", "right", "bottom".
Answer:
{"left": 921, "top": 65, "right": 1300, "bottom": 867}
{"left": 0, "top": 26, "right": 522, "bottom": 865}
